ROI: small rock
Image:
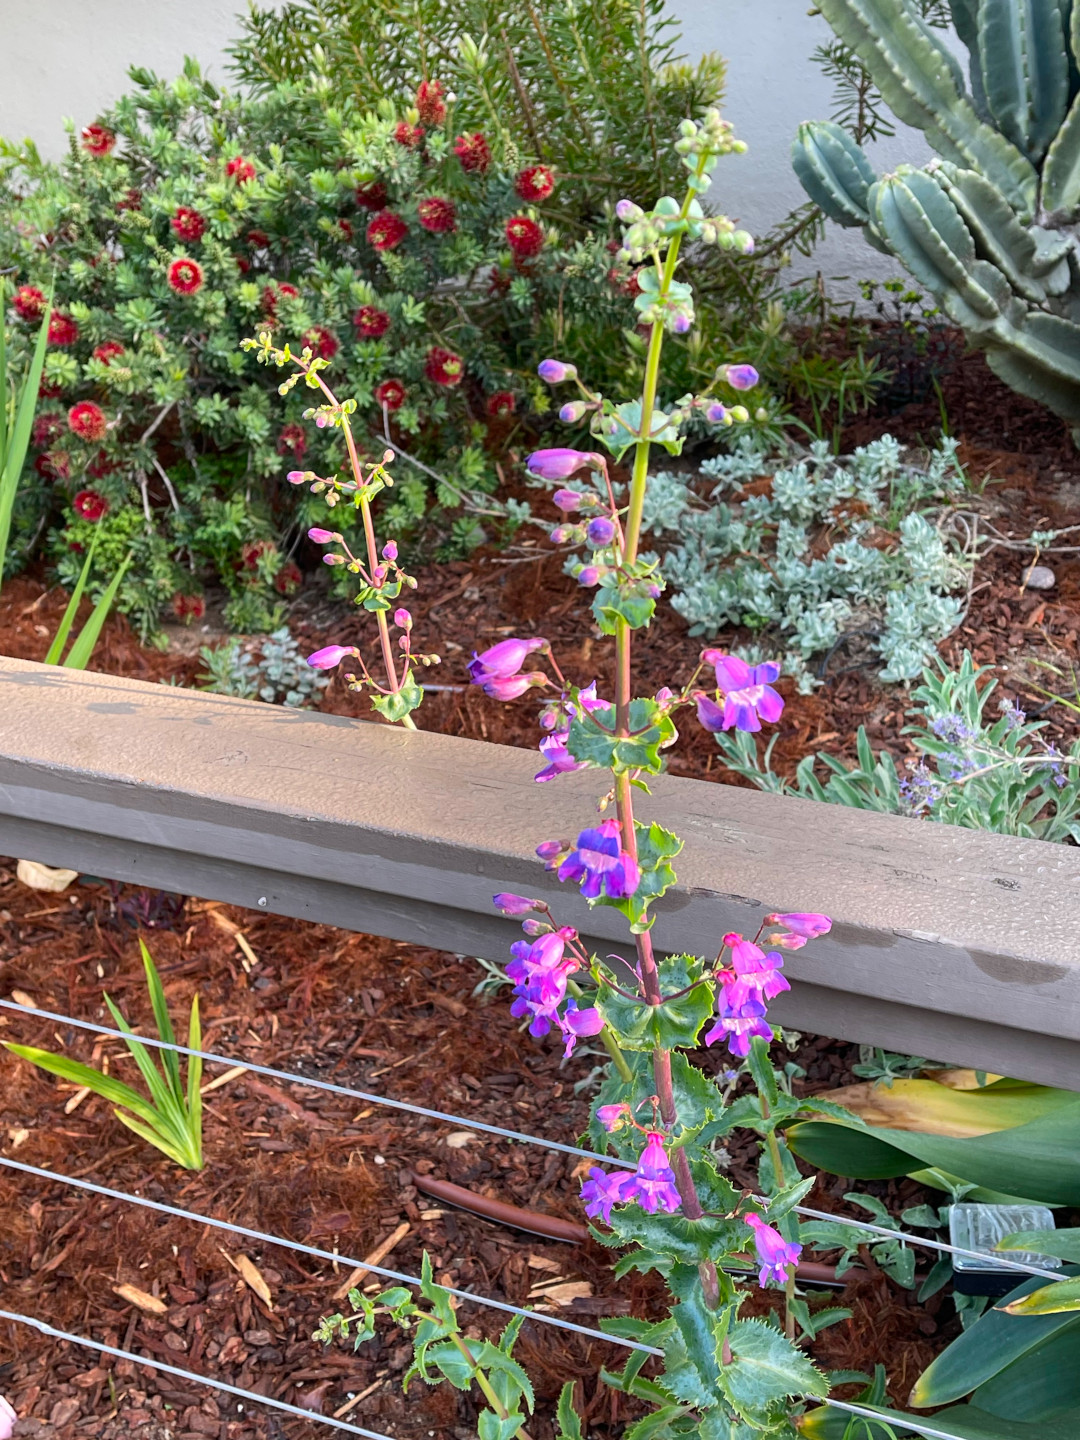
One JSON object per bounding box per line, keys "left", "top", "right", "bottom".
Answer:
{"left": 1023, "top": 563, "right": 1056, "bottom": 590}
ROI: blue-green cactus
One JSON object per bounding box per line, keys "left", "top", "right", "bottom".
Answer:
{"left": 792, "top": 0, "right": 1080, "bottom": 434}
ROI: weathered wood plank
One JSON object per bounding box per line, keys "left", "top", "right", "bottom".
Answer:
{"left": 0, "top": 657, "right": 1078, "bottom": 1086}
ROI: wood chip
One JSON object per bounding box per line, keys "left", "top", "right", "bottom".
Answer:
{"left": 332, "top": 1221, "right": 410, "bottom": 1301}
{"left": 16, "top": 860, "right": 78, "bottom": 893}
{"left": 444, "top": 1131, "right": 478, "bottom": 1149}
{"left": 200, "top": 1065, "right": 249, "bottom": 1095}
{"left": 64, "top": 1086, "right": 91, "bottom": 1114}
{"left": 333, "top": 1374, "right": 388, "bottom": 1419}
{"left": 7, "top": 1128, "right": 29, "bottom": 1149}
{"left": 114, "top": 1283, "right": 168, "bottom": 1315}
{"left": 529, "top": 1280, "right": 593, "bottom": 1307}
{"left": 10, "top": 989, "right": 36, "bottom": 1009}
{"left": 220, "top": 1249, "right": 273, "bottom": 1309}
{"left": 527, "top": 1255, "right": 562, "bottom": 1273}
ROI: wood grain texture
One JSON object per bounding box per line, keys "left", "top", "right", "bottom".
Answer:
{"left": 0, "top": 658, "right": 1078, "bottom": 1086}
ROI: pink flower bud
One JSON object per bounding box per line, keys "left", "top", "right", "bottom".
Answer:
{"left": 308, "top": 527, "right": 339, "bottom": 543}
{"left": 373, "top": 564, "right": 387, "bottom": 582}
{"left": 553, "top": 489, "right": 583, "bottom": 512}
{"left": 723, "top": 364, "right": 759, "bottom": 391}
{"left": 287, "top": 470, "right": 309, "bottom": 484}
{"left": 394, "top": 608, "right": 412, "bottom": 628}
{"left": 537, "top": 358, "right": 577, "bottom": 384}
{"left": 586, "top": 517, "right": 616, "bottom": 547}
{"left": 577, "top": 565, "right": 601, "bottom": 586}
{"left": 382, "top": 540, "right": 399, "bottom": 560}
{"left": 307, "top": 644, "right": 358, "bottom": 669}
{"left": 527, "top": 448, "right": 596, "bottom": 481}
{"left": 323, "top": 553, "right": 344, "bottom": 565}
{"left": 559, "top": 401, "right": 588, "bottom": 423}
{"left": 521, "top": 917, "right": 548, "bottom": 936}
{"left": 493, "top": 893, "right": 544, "bottom": 915}
{"left": 706, "top": 402, "right": 728, "bottom": 424}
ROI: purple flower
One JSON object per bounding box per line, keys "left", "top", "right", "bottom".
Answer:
{"left": 527, "top": 448, "right": 595, "bottom": 481}
{"left": 706, "top": 402, "right": 728, "bottom": 424}
{"left": 307, "top": 644, "right": 359, "bottom": 670}
{"left": 580, "top": 1166, "right": 636, "bottom": 1224}
{"left": 308, "top": 527, "right": 340, "bottom": 543}
{"left": 596, "top": 1103, "right": 630, "bottom": 1132}
{"left": 553, "top": 489, "right": 583, "bottom": 512}
{"left": 577, "top": 565, "right": 601, "bottom": 587}
{"left": 697, "top": 652, "right": 784, "bottom": 733}
{"left": 704, "top": 990, "right": 773, "bottom": 1057}
{"left": 394, "top": 608, "right": 412, "bottom": 629}
{"left": 382, "top": 540, "right": 398, "bottom": 560}
{"left": 672, "top": 313, "right": 692, "bottom": 333}
{"left": 766, "top": 911, "right": 831, "bottom": 940}
{"left": 535, "top": 731, "right": 586, "bottom": 783}
{"left": 724, "top": 364, "right": 760, "bottom": 391}
{"left": 745, "top": 1213, "right": 801, "bottom": 1288}
{"left": 586, "top": 517, "right": 616, "bottom": 547}
{"left": 558, "top": 818, "right": 640, "bottom": 901}
{"left": 481, "top": 672, "right": 547, "bottom": 701}
{"left": 493, "top": 893, "right": 544, "bottom": 915}
{"left": 287, "top": 470, "right": 309, "bottom": 484}
{"left": 536, "top": 839, "right": 570, "bottom": 868}
{"left": 537, "top": 359, "right": 577, "bottom": 384}
{"left": 557, "top": 999, "right": 605, "bottom": 1057}
{"left": 508, "top": 932, "right": 574, "bottom": 1034}
{"left": 626, "top": 1132, "right": 681, "bottom": 1215}
{"left": 728, "top": 936, "right": 789, "bottom": 1004}
{"left": 560, "top": 401, "right": 588, "bottom": 423}
{"left": 469, "top": 636, "right": 548, "bottom": 697}
{"left": 615, "top": 199, "right": 643, "bottom": 222}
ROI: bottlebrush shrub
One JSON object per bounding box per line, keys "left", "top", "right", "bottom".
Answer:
{"left": 315, "top": 112, "right": 864, "bottom": 1440}
{"left": 0, "top": 59, "right": 639, "bottom": 633}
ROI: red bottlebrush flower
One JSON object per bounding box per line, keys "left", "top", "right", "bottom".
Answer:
{"left": 302, "top": 326, "right": 339, "bottom": 360}
{"left": 48, "top": 312, "right": 80, "bottom": 346}
{"left": 116, "top": 188, "right": 142, "bottom": 212}
{"left": 453, "top": 131, "right": 491, "bottom": 173}
{"left": 515, "top": 165, "right": 555, "bottom": 202}
{"left": 240, "top": 538, "right": 276, "bottom": 570}
{"left": 486, "top": 390, "right": 515, "bottom": 418}
{"left": 171, "top": 206, "right": 206, "bottom": 243}
{"left": 172, "top": 591, "right": 207, "bottom": 622}
{"left": 416, "top": 79, "right": 447, "bottom": 127}
{"left": 337, "top": 218, "right": 354, "bottom": 240}
{"left": 608, "top": 267, "right": 642, "bottom": 298}
{"left": 394, "top": 121, "right": 425, "bottom": 149}
{"left": 81, "top": 124, "right": 116, "bottom": 157}
{"left": 506, "top": 215, "right": 544, "bottom": 258}
{"left": 226, "top": 155, "right": 257, "bottom": 184}
{"left": 13, "top": 285, "right": 46, "bottom": 320}
{"left": 35, "top": 450, "right": 70, "bottom": 480}
{"left": 73, "top": 489, "right": 109, "bottom": 522}
{"left": 375, "top": 378, "right": 406, "bottom": 412}
{"left": 92, "top": 340, "right": 125, "bottom": 365}
{"left": 417, "top": 196, "right": 457, "bottom": 233}
{"left": 168, "top": 258, "right": 204, "bottom": 295}
{"left": 236, "top": 255, "right": 251, "bottom": 274}
{"left": 38, "top": 380, "right": 62, "bottom": 399}
{"left": 87, "top": 449, "right": 116, "bottom": 478}
{"left": 33, "top": 412, "right": 65, "bottom": 446}
{"left": 353, "top": 306, "right": 391, "bottom": 339}
{"left": 276, "top": 422, "right": 307, "bottom": 459}
{"left": 261, "top": 281, "right": 298, "bottom": 317}
{"left": 247, "top": 229, "right": 270, "bottom": 248}
{"left": 355, "top": 181, "right": 388, "bottom": 211}
{"left": 424, "top": 346, "right": 464, "bottom": 387}
{"left": 367, "top": 209, "right": 408, "bottom": 251}
{"left": 274, "top": 560, "right": 303, "bottom": 595}
{"left": 68, "top": 401, "right": 108, "bottom": 443}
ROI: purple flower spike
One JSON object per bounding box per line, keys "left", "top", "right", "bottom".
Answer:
{"left": 553, "top": 489, "right": 583, "bottom": 512}
{"left": 308, "top": 527, "right": 340, "bottom": 544}
{"left": 580, "top": 1166, "right": 636, "bottom": 1225}
{"left": 538, "top": 359, "right": 577, "bottom": 384}
{"left": 307, "top": 644, "right": 358, "bottom": 670}
{"left": 724, "top": 364, "right": 760, "bottom": 391}
{"left": 586, "top": 517, "right": 616, "bottom": 547}
{"left": 766, "top": 911, "right": 832, "bottom": 939}
{"left": 493, "top": 893, "right": 543, "bottom": 915}
{"left": 745, "top": 1213, "right": 802, "bottom": 1288}
{"left": 558, "top": 818, "right": 640, "bottom": 901}
{"left": 527, "top": 448, "right": 595, "bottom": 481}
{"left": 626, "top": 1132, "right": 681, "bottom": 1215}
{"left": 704, "top": 990, "right": 773, "bottom": 1057}
{"left": 557, "top": 999, "right": 605, "bottom": 1057}
{"left": 697, "top": 652, "right": 784, "bottom": 733}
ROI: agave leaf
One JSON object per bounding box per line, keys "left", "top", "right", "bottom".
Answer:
{"left": 1002, "top": 1275, "right": 1080, "bottom": 1315}
{"left": 808, "top": 1076, "right": 1074, "bottom": 1137}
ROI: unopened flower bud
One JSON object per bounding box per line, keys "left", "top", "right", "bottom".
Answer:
{"left": 308, "top": 527, "right": 340, "bottom": 543}
{"left": 586, "top": 516, "right": 616, "bottom": 547}
{"left": 287, "top": 470, "right": 310, "bottom": 484}
{"left": 323, "top": 553, "right": 344, "bottom": 565}
{"left": 553, "top": 488, "right": 583, "bottom": 512}
{"left": 730, "top": 405, "right": 749, "bottom": 423}
{"left": 382, "top": 540, "right": 399, "bottom": 560}
{"left": 394, "top": 607, "right": 412, "bottom": 628}
{"left": 706, "top": 402, "right": 729, "bottom": 425}
{"left": 559, "top": 400, "right": 589, "bottom": 423}
{"left": 493, "top": 893, "right": 544, "bottom": 915}
{"left": 615, "top": 199, "right": 643, "bottom": 223}
{"left": 755, "top": 407, "right": 769, "bottom": 422}
{"left": 577, "top": 564, "right": 601, "bottom": 586}
{"left": 655, "top": 686, "right": 674, "bottom": 706}
{"left": 733, "top": 229, "right": 754, "bottom": 254}
{"left": 646, "top": 583, "right": 661, "bottom": 598}
{"left": 722, "top": 363, "right": 760, "bottom": 391}
{"left": 521, "top": 917, "right": 548, "bottom": 936}
{"left": 537, "top": 358, "right": 577, "bottom": 384}
{"left": 373, "top": 564, "right": 388, "bottom": 582}
{"left": 527, "top": 448, "right": 595, "bottom": 480}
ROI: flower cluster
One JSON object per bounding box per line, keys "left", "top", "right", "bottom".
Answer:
{"left": 502, "top": 923, "right": 604, "bottom": 1057}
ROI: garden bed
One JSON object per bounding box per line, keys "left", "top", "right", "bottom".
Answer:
{"left": 0, "top": 870, "right": 952, "bottom": 1440}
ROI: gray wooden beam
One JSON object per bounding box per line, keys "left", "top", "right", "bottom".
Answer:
{"left": 0, "top": 657, "right": 1078, "bottom": 1087}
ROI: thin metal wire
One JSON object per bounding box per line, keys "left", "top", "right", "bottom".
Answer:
{"left": 0, "top": 998, "right": 1067, "bottom": 1281}
{"left": 0, "top": 1305, "right": 989, "bottom": 1440}
{"left": 0, "top": 1156, "right": 664, "bottom": 1357}
{"left": 0, "top": 997, "right": 614, "bottom": 1164}
{"left": 0, "top": 1307, "right": 395, "bottom": 1439}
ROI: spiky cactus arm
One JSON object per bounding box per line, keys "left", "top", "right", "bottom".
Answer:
{"left": 816, "top": 0, "right": 1038, "bottom": 216}
{"left": 978, "top": 0, "right": 1070, "bottom": 161}
{"left": 1043, "top": 1, "right": 1080, "bottom": 213}
{"left": 791, "top": 121, "right": 877, "bottom": 225}
{"left": 949, "top": 0, "right": 992, "bottom": 118}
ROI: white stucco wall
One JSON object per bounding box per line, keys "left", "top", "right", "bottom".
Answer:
{"left": 0, "top": 0, "right": 938, "bottom": 289}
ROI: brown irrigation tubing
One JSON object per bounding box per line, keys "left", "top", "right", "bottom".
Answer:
{"left": 409, "top": 1173, "right": 864, "bottom": 1284}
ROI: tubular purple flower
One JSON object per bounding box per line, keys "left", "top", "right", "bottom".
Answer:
{"left": 382, "top": 540, "right": 399, "bottom": 561}
{"left": 626, "top": 1132, "right": 681, "bottom": 1214}
{"left": 307, "top": 527, "right": 340, "bottom": 543}
{"left": 537, "top": 359, "right": 577, "bottom": 384}
{"left": 745, "top": 1213, "right": 802, "bottom": 1288}
{"left": 723, "top": 364, "right": 760, "bottom": 391}
{"left": 468, "top": 636, "right": 547, "bottom": 683}
{"left": 703, "top": 990, "right": 773, "bottom": 1057}
{"left": 596, "top": 1103, "right": 630, "bottom": 1132}
{"left": 698, "top": 653, "right": 784, "bottom": 733}
{"left": 527, "top": 448, "right": 596, "bottom": 481}
{"left": 577, "top": 565, "right": 601, "bottom": 587}
{"left": 586, "top": 516, "right": 616, "bottom": 547}
{"left": 394, "top": 608, "right": 412, "bottom": 629}
{"left": 557, "top": 999, "right": 605, "bottom": 1058}
{"left": 480, "top": 672, "right": 547, "bottom": 701}
{"left": 535, "top": 731, "right": 586, "bottom": 783}
{"left": 580, "top": 1166, "right": 636, "bottom": 1225}
{"left": 729, "top": 938, "right": 789, "bottom": 1004}
{"left": 553, "top": 489, "right": 583, "bottom": 512}
{"left": 307, "top": 644, "right": 359, "bottom": 670}
{"left": 765, "top": 911, "right": 832, "bottom": 939}
{"left": 558, "top": 818, "right": 640, "bottom": 901}
{"left": 493, "top": 893, "right": 544, "bottom": 915}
